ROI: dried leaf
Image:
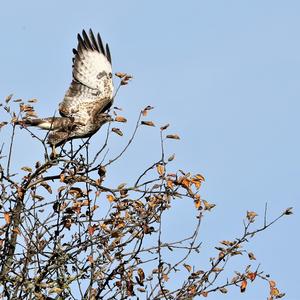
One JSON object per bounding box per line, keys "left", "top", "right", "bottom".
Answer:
{"left": 166, "top": 134, "right": 180, "bottom": 140}
{"left": 28, "top": 98, "right": 38, "bottom": 103}
{"left": 5, "top": 94, "right": 13, "bottom": 103}
{"left": 247, "top": 272, "right": 257, "bottom": 281}
{"left": 167, "top": 180, "right": 174, "bottom": 189}
{"left": 284, "top": 207, "right": 293, "bottom": 215}
{"left": 156, "top": 164, "right": 165, "bottom": 176}
{"left": 247, "top": 211, "right": 258, "bottom": 221}
{"left": 137, "top": 268, "right": 145, "bottom": 283}
{"left": 219, "top": 287, "right": 228, "bottom": 294}
{"left": 160, "top": 123, "right": 169, "bottom": 131}
{"left": 115, "top": 72, "right": 127, "bottom": 78}
{"left": 112, "top": 127, "right": 123, "bottom": 136}
{"left": 194, "top": 199, "right": 201, "bottom": 210}
{"left": 142, "top": 105, "right": 154, "bottom": 116}
{"left": 248, "top": 252, "right": 256, "bottom": 260}
{"left": 141, "top": 120, "right": 155, "bottom": 127}
{"left": 117, "top": 183, "right": 127, "bottom": 190}
{"left": 163, "top": 274, "right": 169, "bottom": 281}
{"left": 203, "top": 200, "right": 216, "bottom": 211}
{"left": 87, "top": 255, "right": 94, "bottom": 265}
{"left": 107, "top": 194, "right": 115, "bottom": 202}
{"left": 183, "top": 264, "right": 192, "bottom": 272}
{"left": 271, "top": 287, "right": 280, "bottom": 297}
{"left": 241, "top": 280, "right": 247, "bottom": 292}
{"left": 88, "top": 225, "right": 96, "bottom": 236}
{"left": 269, "top": 280, "right": 276, "bottom": 288}
{"left": 40, "top": 182, "right": 52, "bottom": 194}
{"left": 12, "top": 227, "right": 21, "bottom": 235}
{"left": 21, "top": 166, "right": 32, "bottom": 172}
{"left": 168, "top": 154, "right": 175, "bottom": 161}
{"left": 0, "top": 122, "right": 8, "bottom": 130}
{"left": 115, "top": 116, "right": 127, "bottom": 123}
{"left": 4, "top": 212, "right": 11, "bottom": 224}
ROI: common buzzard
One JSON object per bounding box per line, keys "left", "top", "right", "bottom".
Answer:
{"left": 23, "top": 29, "right": 114, "bottom": 153}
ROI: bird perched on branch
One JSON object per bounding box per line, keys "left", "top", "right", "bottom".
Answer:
{"left": 21, "top": 29, "right": 114, "bottom": 154}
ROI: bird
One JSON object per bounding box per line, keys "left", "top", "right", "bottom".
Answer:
{"left": 21, "top": 29, "right": 114, "bottom": 155}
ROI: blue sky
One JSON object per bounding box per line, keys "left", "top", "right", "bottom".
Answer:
{"left": 0, "top": 1, "right": 299, "bottom": 299}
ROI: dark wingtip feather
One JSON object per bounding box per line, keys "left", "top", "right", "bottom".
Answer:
{"left": 82, "top": 29, "right": 93, "bottom": 50}
{"left": 106, "top": 44, "right": 112, "bottom": 64}
{"left": 77, "top": 33, "right": 87, "bottom": 51}
{"left": 89, "top": 29, "right": 100, "bottom": 52}
{"left": 97, "top": 32, "right": 105, "bottom": 55}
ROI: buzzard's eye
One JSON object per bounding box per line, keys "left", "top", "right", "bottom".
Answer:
{"left": 109, "top": 72, "right": 112, "bottom": 78}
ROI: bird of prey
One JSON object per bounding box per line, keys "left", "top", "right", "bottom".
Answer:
{"left": 22, "top": 29, "right": 114, "bottom": 153}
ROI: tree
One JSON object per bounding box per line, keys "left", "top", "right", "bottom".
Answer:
{"left": 0, "top": 77, "right": 292, "bottom": 299}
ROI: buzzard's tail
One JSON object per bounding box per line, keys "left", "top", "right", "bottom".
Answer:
{"left": 17, "top": 117, "right": 73, "bottom": 131}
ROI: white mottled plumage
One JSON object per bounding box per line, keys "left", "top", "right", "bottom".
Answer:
{"left": 23, "top": 29, "right": 114, "bottom": 148}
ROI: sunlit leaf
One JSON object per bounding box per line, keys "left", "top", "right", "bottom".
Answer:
{"left": 166, "top": 134, "right": 180, "bottom": 140}
{"left": 112, "top": 127, "right": 123, "bottom": 136}
{"left": 4, "top": 212, "right": 11, "bottom": 224}
{"left": 141, "top": 120, "right": 155, "bottom": 127}
{"left": 115, "top": 116, "right": 127, "bottom": 123}
{"left": 156, "top": 164, "right": 165, "bottom": 176}
{"left": 107, "top": 194, "right": 115, "bottom": 202}
{"left": 241, "top": 280, "right": 247, "bottom": 292}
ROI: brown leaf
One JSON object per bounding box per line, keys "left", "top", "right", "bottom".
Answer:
{"left": 137, "top": 268, "right": 145, "bottom": 282}
{"left": 162, "top": 274, "right": 169, "bottom": 281}
{"left": 141, "top": 120, "right": 155, "bottom": 127}
{"left": 183, "top": 264, "right": 192, "bottom": 272}
{"left": 160, "top": 123, "right": 170, "bottom": 131}
{"left": 156, "top": 164, "right": 165, "bottom": 176}
{"left": 0, "top": 122, "right": 8, "bottom": 130}
{"left": 168, "top": 154, "right": 175, "bottom": 161}
{"left": 241, "top": 280, "right": 247, "bottom": 292}
{"left": 112, "top": 127, "right": 123, "bottom": 136}
{"left": 271, "top": 287, "right": 280, "bottom": 297}
{"left": 87, "top": 255, "right": 94, "bottom": 265}
{"left": 194, "top": 199, "right": 201, "bottom": 210}
{"left": 141, "top": 105, "right": 154, "bottom": 116}
{"left": 167, "top": 180, "right": 174, "bottom": 189}
{"left": 247, "top": 211, "right": 258, "bottom": 221}
{"left": 28, "top": 98, "right": 38, "bottom": 103}
{"left": 115, "top": 116, "right": 127, "bottom": 123}
{"left": 5, "top": 94, "right": 13, "bottom": 103}
{"left": 166, "top": 134, "right": 180, "bottom": 140}
{"left": 201, "top": 291, "right": 208, "bottom": 297}
{"left": 115, "top": 72, "right": 127, "bottom": 78}
{"left": 12, "top": 227, "right": 21, "bottom": 235}
{"left": 219, "top": 287, "right": 228, "bottom": 294}
{"left": 88, "top": 225, "right": 96, "bottom": 236}
{"left": 40, "top": 182, "right": 52, "bottom": 194}
{"left": 203, "top": 200, "right": 216, "bottom": 211}
{"left": 21, "top": 166, "right": 32, "bottom": 172}
{"left": 247, "top": 272, "right": 257, "bottom": 281}
{"left": 284, "top": 207, "right": 293, "bottom": 215}
{"left": 107, "top": 194, "right": 115, "bottom": 202}
{"left": 4, "top": 212, "right": 11, "bottom": 224}
{"left": 248, "top": 252, "right": 256, "bottom": 260}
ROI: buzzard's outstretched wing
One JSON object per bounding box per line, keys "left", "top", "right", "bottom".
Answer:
{"left": 59, "top": 29, "right": 113, "bottom": 117}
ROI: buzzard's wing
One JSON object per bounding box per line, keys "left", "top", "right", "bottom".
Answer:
{"left": 59, "top": 29, "right": 113, "bottom": 117}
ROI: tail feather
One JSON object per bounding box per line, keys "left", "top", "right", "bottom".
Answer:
{"left": 18, "top": 117, "right": 73, "bottom": 131}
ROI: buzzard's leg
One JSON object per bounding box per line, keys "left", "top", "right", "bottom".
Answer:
{"left": 50, "top": 144, "right": 57, "bottom": 160}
